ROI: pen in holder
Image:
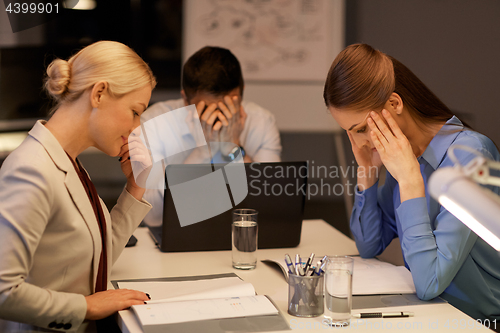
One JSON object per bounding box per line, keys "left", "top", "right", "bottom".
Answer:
{"left": 287, "top": 273, "right": 324, "bottom": 317}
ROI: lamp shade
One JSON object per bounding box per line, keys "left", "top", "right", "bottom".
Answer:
{"left": 429, "top": 167, "right": 500, "bottom": 251}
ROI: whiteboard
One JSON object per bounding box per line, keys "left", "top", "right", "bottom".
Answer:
{"left": 183, "top": 0, "right": 344, "bottom": 82}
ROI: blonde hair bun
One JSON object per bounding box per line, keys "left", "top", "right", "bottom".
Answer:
{"left": 45, "top": 59, "right": 71, "bottom": 102}
{"left": 43, "top": 41, "right": 156, "bottom": 113}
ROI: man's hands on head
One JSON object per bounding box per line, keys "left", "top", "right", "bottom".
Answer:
{"left": 218, "top": 95, "right": 246, "bottom": 154}
{"left": 196, "top": 95, "right": 247, "bottom": 154}
{"left": 197, "top": 100, "right": 222, "bottom": 143}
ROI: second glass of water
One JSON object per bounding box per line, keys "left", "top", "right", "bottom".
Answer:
{"left": 232, "top": 209, "right": 258, "bottom": 270}
{"left": 324, "top": 256, "right": 353, "bottom": 327}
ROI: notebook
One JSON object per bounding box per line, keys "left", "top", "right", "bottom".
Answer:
{"left": 111, "top": 273, "right": 291, "bottom": 333}
{"left": 149, "top": 161, "right": 307, "bottom": 252}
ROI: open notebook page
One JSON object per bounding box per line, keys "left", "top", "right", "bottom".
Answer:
{"left": 118, "top": 276, "right": 256, "bottom": 304}
{"left": 132, "top": 295, "right": 278, "bottom": 326}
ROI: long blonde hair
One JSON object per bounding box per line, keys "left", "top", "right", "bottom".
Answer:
{"left": 44, "top": 41, "right": 156, "bottom": 113}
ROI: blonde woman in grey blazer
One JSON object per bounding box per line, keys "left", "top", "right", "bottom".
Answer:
{"left": 0, "top": 41, "right": 156, "bottom": 332}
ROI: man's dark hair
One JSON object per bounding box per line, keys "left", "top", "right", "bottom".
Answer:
{"left": 182, "top": 46, "right": 244, "bottom": 101}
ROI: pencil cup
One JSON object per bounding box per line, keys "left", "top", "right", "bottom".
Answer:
{"left": 287, "top": 273, "right": 324, "bottom": 317}
{"left": 232, "top": 209, "right": 258, "bottom": 270}
{"left": 323, "top": 256, "right": 353, "bottom": 327}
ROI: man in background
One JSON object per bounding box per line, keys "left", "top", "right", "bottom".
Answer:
{"left": 142, "top": 46, "right": 281, "bottom": 226}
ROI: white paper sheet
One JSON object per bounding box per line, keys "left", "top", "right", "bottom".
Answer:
{"left": 352, "top": 257, "right": 416, "bottom": 295}
{"left": 132, "top": 295, "right": 278, "bottom": 326}
{"left": 118, "top": 276, "right": 256, "bottom": 304}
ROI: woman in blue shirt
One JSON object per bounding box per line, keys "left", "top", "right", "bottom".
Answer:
{"left": 324, "top": 43, "right": 500, "bottom": 321}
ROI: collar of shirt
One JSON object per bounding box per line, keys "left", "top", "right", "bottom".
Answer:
{"left": 418, "top": 115, "right": 464, "bottom": 170}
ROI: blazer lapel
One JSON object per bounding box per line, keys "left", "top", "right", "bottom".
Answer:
{"left": 29, "top": 120, "right": 102, "bottom": 292}
{"left": 64, "top": 170, "right": 102, "bottom": 292}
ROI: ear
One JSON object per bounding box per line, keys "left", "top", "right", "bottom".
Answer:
{"left": 386, "top": 92, "right": 404, "bottom": 115}
{"left": 90, "top": 81, "right": 109, "bottom": 108}
{"left": 181, "top": 90, "right": 189, "bottom": 106}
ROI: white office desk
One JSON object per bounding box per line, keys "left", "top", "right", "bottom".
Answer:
{"left": 111, "top": 220, "right": 491, "bottom": 332}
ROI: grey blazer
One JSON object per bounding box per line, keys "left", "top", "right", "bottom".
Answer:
{"left": 0, "top": 121, "right": 152, "bottom": 332}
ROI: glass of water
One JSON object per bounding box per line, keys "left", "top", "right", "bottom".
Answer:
{"left": 232, "top": 209, "right": 258, "bottom": 270}
{"left": 323, "top": 256, "right": 353, "bottom": 327}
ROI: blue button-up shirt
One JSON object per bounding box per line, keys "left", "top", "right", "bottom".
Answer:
{"left": 351, "top": 116, "right": 500, "bottom": 320}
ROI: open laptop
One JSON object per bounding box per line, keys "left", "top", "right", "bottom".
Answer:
{"left": 149, "top": 161, "right": 307, "bottom": 252}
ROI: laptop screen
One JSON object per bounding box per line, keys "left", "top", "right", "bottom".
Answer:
{"left": 155, "top": 161, "right": 307, "bottom": 252}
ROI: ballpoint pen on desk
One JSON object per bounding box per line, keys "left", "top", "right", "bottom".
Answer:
{"left": 353, "top": 312, "right": 415, "bottom": 318}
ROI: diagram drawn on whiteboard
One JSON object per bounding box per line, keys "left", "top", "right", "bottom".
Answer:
{"left": 184, "top": 0, "right": 344, "bottom": 81}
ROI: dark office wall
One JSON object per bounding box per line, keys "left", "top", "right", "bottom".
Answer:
{"left": 345, "top": 0, "right": 500, "bottom": 146}
{"left": 2, "top": 1, "right": 499, "bottom": 235}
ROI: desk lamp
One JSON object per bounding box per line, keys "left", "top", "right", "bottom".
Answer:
{"left": 429, "top": 145, "right": 500, "bottom": 251}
